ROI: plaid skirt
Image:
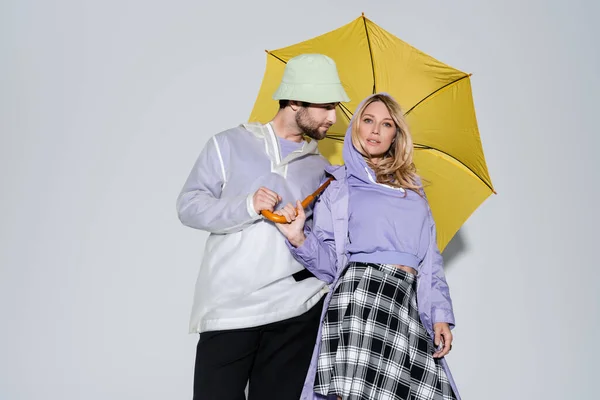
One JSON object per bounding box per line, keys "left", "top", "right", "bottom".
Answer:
{"left": 314, "top": 262, "right": 457, "bottom": 400}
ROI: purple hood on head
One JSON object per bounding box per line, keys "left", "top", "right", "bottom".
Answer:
{"left": 341, "top": 93, "right": 410, "bottom": 195}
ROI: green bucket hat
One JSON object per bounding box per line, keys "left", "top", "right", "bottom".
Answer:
{"left": 272, "top": 54, "right": 350, "bottom": 104}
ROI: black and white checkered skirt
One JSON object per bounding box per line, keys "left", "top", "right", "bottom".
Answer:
{"left": 314, "top": 262, "right": 457, "bottom": 400}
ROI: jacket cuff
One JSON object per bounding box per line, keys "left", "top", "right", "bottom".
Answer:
{"left": 286, "top": 233, "right": 314, "bottom": 257}
{"left": 287, "top": 236, "right": 334, "bottom": 284}
{"left": 431, "top": 307, "right": 456, "bottom": 329}
{"left": 246, "top": 193, "right": 262, "bottom": 220}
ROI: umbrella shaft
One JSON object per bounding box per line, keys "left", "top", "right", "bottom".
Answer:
{"left": 261, "top": 177, "right": 334, "bottom": 223}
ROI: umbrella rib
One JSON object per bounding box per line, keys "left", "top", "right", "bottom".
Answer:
{"left": 266, "top": 51, "right": 288, "bottom": 65}
{"left": 362, "top": 15, "right": 376, "bottom": 94}
{"left": 415, "top": 145, "right": 496, "bottom": 193}
{"left": 338, "top": 104, "right": 353, "bottom": 120}
{"left": 404, "top": 74, "right": 471, "bottom": 116}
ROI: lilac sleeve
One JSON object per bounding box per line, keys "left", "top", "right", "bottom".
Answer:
{"left": 427, "top": 211, "right": 456, "bottom": 328}
{"left": 286, "top": 190, "right": 337, "bottom": 284}
{"left": 176, "top": 136, "right": 260, "bottom": 234}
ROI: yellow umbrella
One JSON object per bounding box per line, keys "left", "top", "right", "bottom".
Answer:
{"left": 249, "top": 14, "right": 495, "bottom": 252}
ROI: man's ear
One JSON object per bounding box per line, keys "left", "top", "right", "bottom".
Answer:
{"left": 289, "top": 101, "right": 301, "bottom": 111}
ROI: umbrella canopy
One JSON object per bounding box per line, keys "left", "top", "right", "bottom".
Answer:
{"left": 249, "top": 14, "right": 495, "bottom": 252}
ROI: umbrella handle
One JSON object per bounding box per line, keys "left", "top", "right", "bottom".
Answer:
{"left": 261, "top": 177, "right": 334, "bottom": 223}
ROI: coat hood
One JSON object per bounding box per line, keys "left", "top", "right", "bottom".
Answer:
{"left": 342, "top": 93, "right": 406, "bottom": 195}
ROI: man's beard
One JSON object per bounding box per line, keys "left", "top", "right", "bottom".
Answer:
{"left": 296, "top": 108, "right": 330, "bottom": 140}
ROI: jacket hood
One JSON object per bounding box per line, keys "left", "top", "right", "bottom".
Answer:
{"left": 342, "top": 93, "right": 406, "bottom": 194}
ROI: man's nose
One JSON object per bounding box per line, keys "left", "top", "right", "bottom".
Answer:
{"left": 327, "top": 108, "right": 337, "bottom": 124}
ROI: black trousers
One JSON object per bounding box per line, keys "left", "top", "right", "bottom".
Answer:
{"left": 193, "top": 297, "right": 324, "bottom": 400}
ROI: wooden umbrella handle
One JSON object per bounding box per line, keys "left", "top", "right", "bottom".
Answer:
{"left": 261, "top": 177, "right": 334, "bottom": 223}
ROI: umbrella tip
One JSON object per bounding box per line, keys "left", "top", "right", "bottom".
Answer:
{"left": 362, "top": 11, "right": 365, "bottom": 17}
{"left": 264, "top": 49, "right": 269, "bottom": 53}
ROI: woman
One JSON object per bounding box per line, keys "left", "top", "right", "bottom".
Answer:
{"left": 275, "top": 93, "right": 460, "bottom": 400}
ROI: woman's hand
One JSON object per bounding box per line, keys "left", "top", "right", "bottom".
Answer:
{"left": 432, "top": 322, "right": 453, "bottom": 358}
{"left": 274, "top": 200, "right": 307, "bottom": 247}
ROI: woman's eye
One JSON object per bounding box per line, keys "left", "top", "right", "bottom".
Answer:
{"left": 363, "top": 118, "right": 372, "bottom": 123}
{"left": 383, "top": 122, "right": 392, "bottom": 128}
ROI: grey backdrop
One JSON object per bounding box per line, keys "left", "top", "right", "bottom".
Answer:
{"left": 2, "top": 0, "right": 599, "bottom": 399}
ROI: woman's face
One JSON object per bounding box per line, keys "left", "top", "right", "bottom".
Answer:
{"left": 354, "top": 101, "right": 397, "bottom": 163}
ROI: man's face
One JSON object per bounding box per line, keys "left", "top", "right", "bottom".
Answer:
{"left": 295, "top": 103, "right": 338, "bottom": 140}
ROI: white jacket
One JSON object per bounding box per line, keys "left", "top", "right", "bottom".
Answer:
{"left": 177, "top": 122, "right": 330, "bottom": 333}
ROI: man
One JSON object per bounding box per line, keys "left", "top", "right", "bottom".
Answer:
{"left": 177, "top": 53, "right": 350, "bottom": 399}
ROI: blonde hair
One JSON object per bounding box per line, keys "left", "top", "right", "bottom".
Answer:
{"left": 351, "top": 94, "right": 422, "bottom": 193}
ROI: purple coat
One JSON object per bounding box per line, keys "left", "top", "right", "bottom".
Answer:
{"left": 288, "top": 94, "right": 460, "bottom": 400}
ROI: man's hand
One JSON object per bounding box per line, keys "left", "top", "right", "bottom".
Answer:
{"left": 253, "top": 187, "right": 282, "bottom": 214}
